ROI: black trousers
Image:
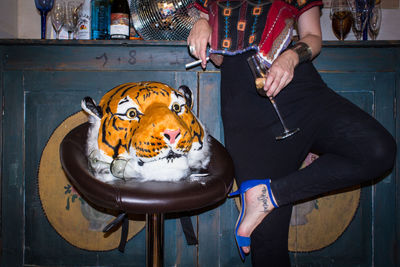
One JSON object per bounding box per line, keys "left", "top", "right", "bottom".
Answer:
{"left": 220, "top": 51, "right": 396, "bottom": 266}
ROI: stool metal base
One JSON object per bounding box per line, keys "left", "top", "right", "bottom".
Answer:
{"left": 146, "top": 213, "right": 164, "bottom": 267}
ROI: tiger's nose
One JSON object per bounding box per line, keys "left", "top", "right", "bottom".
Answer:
{"left": 163, "top": 129, "right": 181, "bottom": 144}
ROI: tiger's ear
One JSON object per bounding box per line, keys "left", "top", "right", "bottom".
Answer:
{"left": 178, "top": 85, "right": 194, "bottom": 110}
{"left": 81, "top": 97, "right": 103, "bottom": 119}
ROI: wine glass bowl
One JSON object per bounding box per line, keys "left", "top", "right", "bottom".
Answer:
{"left": 368, "top": 3, "right": 382, "bottom": 40}
{"left": 35, "top": 0, "right": 54, "bottom": 12}
{"left": 347, "top": 0, "right": 367, "bottom": 40}
{"left": 330, "top": 0, "right": 352, "bottom": 41}
{"left": 65, "top": 1, "right": 81, "bottom": 39}
{"left": 350, "top": 11, "right": 365, "bottom": 40}
{"left": 247, "top": 54, "right": 300, "bottom": 140}
{"left": 34, "top": 0, "right": 55, "bottom": 39}
{"left": 247, "top": 55, "right": 269, "bottom": 97}
{"left": 51, "top": 1, "right": 65, "bottom": 39}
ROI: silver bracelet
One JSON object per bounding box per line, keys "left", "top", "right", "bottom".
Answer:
{"left": 290, "top": 42, "right": 312, "bottom": 64}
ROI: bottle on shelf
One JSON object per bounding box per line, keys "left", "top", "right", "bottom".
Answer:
{"left": 77, "top": 0, "right": 91, "bottom": 39}
{"left": 110, "top": 0, "right": 130, "bottom": 39}
{"left": 91, "top": 0, "right": 111, "bottom": 40}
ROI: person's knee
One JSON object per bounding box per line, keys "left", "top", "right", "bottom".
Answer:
{"left": 362, "top": 132, "right": 396, "bottom": 176}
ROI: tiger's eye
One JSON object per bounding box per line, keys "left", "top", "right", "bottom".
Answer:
{"left": 126, "top": 108, "right": 137, "bottom": 119}
{"left": 172, "top": 102, "right": 181, "bottom": 113}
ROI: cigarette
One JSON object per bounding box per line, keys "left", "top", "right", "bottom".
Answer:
{"left": 185, "top": 57, "right": 210, "bottom": 69}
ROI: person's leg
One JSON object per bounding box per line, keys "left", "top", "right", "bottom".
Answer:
{"left": 270, "top": 67, "right": 397, "bottom": 206}
{"left": 221, "top": 57, "right": 396, "bottom": 265}
{"left": 251, "top": 205, "right": 293, "bottom": 267}
{"left": 220, "top": 52, "right": 313, "bottom": 185}
{"left": 242, "top": 62, "right": 396, "bottom": 265}
{"left": 220, "top": 53, "right": 314, "bottom": 263}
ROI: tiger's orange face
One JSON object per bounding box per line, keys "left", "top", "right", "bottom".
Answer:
{"left": 82, "top": 82, "right": 210, "bottom": 182}
{"left": 97, "top": 81, "right": 205, "bottom": 160}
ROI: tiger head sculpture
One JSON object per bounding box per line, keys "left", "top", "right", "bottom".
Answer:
{"left": 81, "top": 81, "right": 211, "bottom": 182}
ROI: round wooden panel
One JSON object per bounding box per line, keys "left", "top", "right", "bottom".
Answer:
{"left": 288, "top": 187, "right": 360, "bottom": 252}
{"left": 38, "top": 112, "right": 145, "bottom": 251}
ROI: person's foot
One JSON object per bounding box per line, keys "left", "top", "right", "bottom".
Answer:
{"left": 237, "top": 184, "right": 276, "bottom": 254}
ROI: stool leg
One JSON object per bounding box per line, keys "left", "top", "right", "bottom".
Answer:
{"left": 146, "top": 213, "right": 164, "bottom": 267}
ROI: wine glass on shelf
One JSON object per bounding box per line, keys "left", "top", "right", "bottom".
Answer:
{"left": 51, "top": 0, "right": 65, "bottom": 39}
{"left": 330, "top": 0, "right": 352, "bottom": 41}
{"left": 247, "top": 54, "right": 300, "bottom": 140}
{"left": 65, "top": 1, "right": 81, "bottom": 39}
{"left": 368, "top": 3, "right": 382, "bottom": 40}
{"left": 34, "top": 0, "right": 55, "bottom": 39}
{"left": 347, "top": 0, "right": 367, "bottom": 40}
{"left": 355, "top": 0, "right": 374, "bottom": 40}
{"left": 351, "top": 12, "right": 363, "bottom": 40}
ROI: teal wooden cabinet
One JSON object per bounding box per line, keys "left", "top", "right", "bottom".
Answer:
{"left": 0, "top": 40, "right": 399, "bottom": 267}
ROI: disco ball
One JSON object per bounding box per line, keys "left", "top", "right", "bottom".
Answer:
{"left": 130, "top": 0, "right": 200, "bottom": 40}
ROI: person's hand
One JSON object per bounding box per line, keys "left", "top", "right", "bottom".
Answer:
{"left": 263, "top": 49, "right": 299, "bottom": 97}
{"left": 262, "top": 6, "right": 322, "bottom": 97}
{"left": 187, "top": 17, "right": 212, "bottom": 68}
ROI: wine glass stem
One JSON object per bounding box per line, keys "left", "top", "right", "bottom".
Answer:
{"left": 362, "top": 15, "right": 369, "bottom": 40}
{"left": 40, "top": 11, "right": 47, "bottom": 39}
{"left": 269, "top": 98, "right": 290, "bottom": 132}
{"left": 339, "top": 20, "right": 343, "bottom": 40}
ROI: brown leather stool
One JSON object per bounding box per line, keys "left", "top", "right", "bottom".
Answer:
{"left": 60, "top": 123, "right": 234, "bottom": 267}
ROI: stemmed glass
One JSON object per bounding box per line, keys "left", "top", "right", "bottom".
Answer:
{"left": 351, "top": 12, "right": 363, "bottom": 40}
{"left": 65, "top": 1, "right": 81, "bottom": 39}
{"left": 247, "top": 54, "right": 300, "bottom": 140}
{"left": 330, "top": 0, "right": 352, "bottom": 40}
{"left": 368, "top": 3, "right": 382, "bottom": 40}
{"left": 355, "top": 0, "right": 375, "bottom": 40}
{"left": 34, "top": 0, "right": 55, "bottom": 39}
{"left": 347, "top": 0, "right": 367, "bottom": 40}
{"left": 51, "top": 0, "right": 65, "bottom": 39}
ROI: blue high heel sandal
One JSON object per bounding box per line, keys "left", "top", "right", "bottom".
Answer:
{"left": 228, "top": 179, "right": 278, "bottom": 260}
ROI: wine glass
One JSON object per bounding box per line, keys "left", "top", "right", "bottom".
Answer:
{"left": 65, "top": 1, "right": 81, "bottom": 39}
{"left": 51, "top": 0, "right": 65, "bottom": 39}
{"left": 351, "top": 12, "right": 363, "bottom": 40}
{"left": 247, "top": 54, "right": 300, "bottom": 140}
{"left": 368, "top": 3, "right": 382, "bottom": 40}
{"left": 347, "top": 0, "right": 367, "bottom": 40}
{"left": 34, "top": 0, "right": 55, "bottom": 39}
{"left": 330, "top": 0, "right": 352, "bottom": 40}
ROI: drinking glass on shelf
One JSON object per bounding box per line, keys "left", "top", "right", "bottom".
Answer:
{"left": 368, "top": 3, "right": 382, "bottom": 40}
{"left": 350, "top": 11, "right": 365, "bottom": 40}
{"left": 65, "top": 1, "right": 81, "bottom": 39}
{"left": 330, "top": 0, "right": 352, "bottom": 41}
{"left": 247, "top": 54, "right": 300, "bottom": 140}
{"left": 34, "top": 0, "right": 55, "bottom": 39}
{"left": 51, "top": 0, "right": 65, "bottom": 39}
{"left": 347, "top": 0, "right": 366, "bottom": 40}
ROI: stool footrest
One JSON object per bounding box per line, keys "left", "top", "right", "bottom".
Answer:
{"left": 103, "top": 212, "right": 129, "bottom": 253}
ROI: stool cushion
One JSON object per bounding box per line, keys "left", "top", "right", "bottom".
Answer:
{"left": 60, "top": 123, "right": 234, "bottom": 214}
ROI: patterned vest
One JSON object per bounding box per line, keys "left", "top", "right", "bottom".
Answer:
{"left": 194, "top": 0, "right": 322, "bottom": 66}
